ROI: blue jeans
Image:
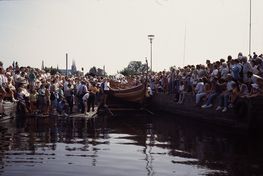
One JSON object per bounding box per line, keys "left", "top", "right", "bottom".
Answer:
{"left": 219, "top": 91, "right": 231, "bottom": 108}
{"left": 205, "top": 92, "right": 219, "bottom": 105}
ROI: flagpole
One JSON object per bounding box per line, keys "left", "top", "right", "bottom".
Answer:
{"left": 249, "top": 0, "right": 252, "bottom": 56}
{"left": 183, "top": 25, "right": 187, "bottom": 66}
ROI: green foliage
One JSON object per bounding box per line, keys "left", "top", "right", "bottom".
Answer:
{"left": 97, "top": 68, "right": 105, "bottom": 76}
{"left": 89, "top": 66, "right": 97, "bottom": 76}
{"left": 44, "top": 67, "right": 60, "bottom": 75}
{"left": 119, "top": 61, "right": 147, "bottom": 76}
{"left": 87, "top": 66, "right": 106, "bottom": 76}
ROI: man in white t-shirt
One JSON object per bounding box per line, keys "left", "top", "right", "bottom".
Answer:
{"left": 102, "top": 79, "right": 110, "bottom": 105}
{"left": 195, "top": 79, "right": 205, "bottom": 105}
{"left": 103, "top": 79, "right": 110, "bottom": 92}
{"left": 82, "top": 92, "right": 90, "bottom": 115}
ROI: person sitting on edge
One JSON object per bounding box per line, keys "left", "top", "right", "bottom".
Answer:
{"left": 249, "top": 83, "right": 262, "bottom": 97}
{"left": 194, "top": 78, "right": 205, "bottom": 105}
{"left": 177, "top": 80, "right": 185, "bottom": 104}
{"left": 216, "top": 74, "right": 235, "bottom": 112}
{"left": 202, "top": 77, "right": 227, "bottom": 109}
{"left": 229, "top": 82, "right": 239, "bottom": 108}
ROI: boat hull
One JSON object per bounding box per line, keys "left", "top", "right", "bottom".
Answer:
{"left": 109, "top": 84, "right": 146, "bottom": 103}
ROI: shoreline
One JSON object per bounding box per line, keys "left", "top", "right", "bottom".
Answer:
{"left": 149, "top": 93, "right": 263, "bottom": 132}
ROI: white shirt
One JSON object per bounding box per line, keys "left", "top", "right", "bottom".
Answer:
{"left": 82, "top": 92, "right": 90, "bottom": 101}
{"left": 211, "top": 69, "right": 219, "bottom": 77}
{"left": 21, "top": 88, "right": 30, "bottom": 97}
{"left": 226, "top": 81, "right": 235, "bottom": 91}
{"left": 195, "top": 82, "right": 204, "bottom": 94}
{"left": 179, "top": 85, "right": 184, "bottom": 91}
{"left": 252, "top": 65, "right": 259, "bottom": 75}
{"left": 104, "top": 81, "right": 110, "bottom": 91}
{"left": 221, "top": 67, "right": 229, "bottom": 79}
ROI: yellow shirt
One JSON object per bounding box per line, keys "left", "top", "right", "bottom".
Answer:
{"left": 89, "top": 86, "right": 99, "bottom": 94}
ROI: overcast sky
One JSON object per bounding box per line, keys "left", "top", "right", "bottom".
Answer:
{"left": 0, "top": 0, "right": 262, "bottom": 74}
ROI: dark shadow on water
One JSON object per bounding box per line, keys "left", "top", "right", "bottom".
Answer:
{"left": 0, "top": 113, "right": 262, "bottom": 176}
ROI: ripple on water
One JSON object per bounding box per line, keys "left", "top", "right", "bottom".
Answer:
{"left": 0, "top": 115, "right": 262, "bottom": 175}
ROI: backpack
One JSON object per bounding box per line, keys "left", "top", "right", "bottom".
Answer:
{"left": 50, "top": 92, "right": 58, "bottom": 101}
{"left": 50, "top": 92, "right": 55, "bottom": 101}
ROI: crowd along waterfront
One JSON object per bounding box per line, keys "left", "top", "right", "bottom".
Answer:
{"left": 0, "top": 50, "right": 263, "bottom": 176}
{"left": 1, "top": 113, "right": 263, "bottom": 176}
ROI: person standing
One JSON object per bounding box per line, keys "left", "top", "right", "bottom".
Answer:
{"left": 77, "top": 81, "right": 88, "bottom": 113}
{"left": 64, "top": 83, "right": 74, "bottom": 114}
{"left": 102, "top": 78, "right": 110, "bottom": 105}
{"left": 87, "top": 82, "right": 99, "bottom": 112}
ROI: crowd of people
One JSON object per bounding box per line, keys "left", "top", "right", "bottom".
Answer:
{"left": 148, "top": 52, "right": 263, "bottom": 113}
{"left": 0, "top": 61, "right": 112, "bottom": 117}
{"left": 0, "top": 51, "right": 263, "bottom": 117}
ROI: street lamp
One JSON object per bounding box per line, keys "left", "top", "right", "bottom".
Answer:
{"left": 249, "top": 0, "right": 252, "bottom": 56}
{"left": 148, "top": 35, "right": 155, "bottom": 72}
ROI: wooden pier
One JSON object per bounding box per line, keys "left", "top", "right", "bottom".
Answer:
{"left": 0, "top": 101, "right": 98, "bottom": 123}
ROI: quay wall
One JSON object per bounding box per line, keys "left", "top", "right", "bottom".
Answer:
{"left": 149, "top": 93, "right": 263, "bottom": 131}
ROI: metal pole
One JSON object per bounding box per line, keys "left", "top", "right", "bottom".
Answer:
{"left": 66, "top": 53, "right": 68, "bottom": 76}
{"left": 249, "top": 0, "right": 252, "bottom": 56}
{"left": 150, "top": 39, "right": 153, "bottom": 72}
{"left": 183, "top": 25, "right": 187, "bottom": 66}
{"left": 148, "top": 35, "right": 154, "bottom": 72}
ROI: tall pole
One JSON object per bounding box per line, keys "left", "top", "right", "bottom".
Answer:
{"left": 144, "top": 57, "right": 148, "bottom": 96}
{"left": 66, "top": 53, "right": 68, "bottom": 76}
{"left": 249, "top": 0, "right": 252, "bottom": 56}
{"left": 150, "top": 40, "right": 153, "bottom": 72}
{"left": 41, "top": 60, "right": 44, "bottom": 70}
{"left": 183, "top": 25, "right": 187, "bottom": 66}
{"left": 148, "top": 35, "right": 155, "bottom": 72}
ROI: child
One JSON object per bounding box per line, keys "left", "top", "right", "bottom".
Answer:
{"left": 29, "top": 89, "right": 38, "bottom": 114}
{"left": 177, "top": 81, "right": 185, "bottom": 104}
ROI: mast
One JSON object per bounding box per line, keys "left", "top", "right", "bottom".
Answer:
{"left": 66, "top": 53, "right": 68, "bottom": 76}
{"left": 249, "top": 0, "right": 252, "bottom": 56}
{"left": 183, "top": 25, "right": 187, "bottom": 66}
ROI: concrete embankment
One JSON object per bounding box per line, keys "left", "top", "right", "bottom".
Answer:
{"left": 0, "top": 101, "right": 16, "bottom": 122}
{"left": 149, "top": 93, "right": 254, "bottom": 131}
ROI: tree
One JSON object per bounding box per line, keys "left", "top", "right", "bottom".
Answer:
{"left": 97, "top": 68, "right": 105, "bottom": 76}
{"left": 44, "top": 66, "right": 59, "bottom": 75}
{"left": 87, "top": 66, "right": 106, "bottom": 76}
{"left": 120, "top": 61, "right": 147, "bottom": 76}
{"left": 89, "top": 66, "right": 97, "bottom": 76}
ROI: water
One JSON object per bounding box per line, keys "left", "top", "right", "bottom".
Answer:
{"left": 0, "top": 114, "right": 262, "bottom": 176}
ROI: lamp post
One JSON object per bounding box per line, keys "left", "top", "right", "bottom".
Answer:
{"left": 249, "top": 0, "right": 252, "bottom": 56}
{"left": 148, "top": 35, "right": 155, "bottom": 72}
{"left": 66, "top": 53, "right": 68, "bottom": 76}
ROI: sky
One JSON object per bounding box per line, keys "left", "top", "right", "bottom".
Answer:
{"left": 0, "top": 0, "right": 262, "bottom": 74}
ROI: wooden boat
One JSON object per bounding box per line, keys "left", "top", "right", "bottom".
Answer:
{"left": 109, "top": 83, "right": 146, "bottom": 103}
{"left": 100, "top": 82, "right": 148, "bottom": 115}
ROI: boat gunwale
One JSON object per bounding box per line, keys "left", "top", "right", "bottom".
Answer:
{"left": 109, "top": 83, "right": 145, "bottom": 94}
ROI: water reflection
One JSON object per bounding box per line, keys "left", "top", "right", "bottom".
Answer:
{"left": 0, "top": 114, "right": 262, "bottom": 175}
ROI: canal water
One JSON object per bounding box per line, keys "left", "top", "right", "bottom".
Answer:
{"left": 0, "top": 114, "right": 262, "bottom": 176}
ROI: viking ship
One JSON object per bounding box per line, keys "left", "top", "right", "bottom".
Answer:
{"left": 109, "top": 83, "right": 146, "bottom": 103}
{"left": 105, "top": 60, "right": 149, "bottom": 111}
